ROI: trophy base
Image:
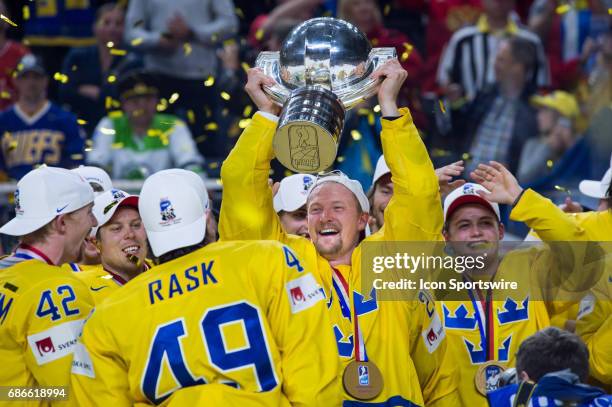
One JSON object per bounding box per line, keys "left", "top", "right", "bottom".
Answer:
{"left": 274, "top": 86, "right": 344, "bottom": 173}
{"left": 274, "top": 121, "right": 338, "bottom": 173}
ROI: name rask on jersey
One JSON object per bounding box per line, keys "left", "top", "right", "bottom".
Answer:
{"left": 148, "top": 261, "right": 217, "bottom": 304}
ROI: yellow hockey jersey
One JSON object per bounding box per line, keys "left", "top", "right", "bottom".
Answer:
{"left": 0, "top": 259, "right": 94, "bottom": 406}
{"left": 69, "top": 241, "right": 340, "bottom": 406}
{"left": 219, "top": 111, "right": 459, "bottom": 406}
{"left": 73, "top": 261, "right": 152, "bottom": 304}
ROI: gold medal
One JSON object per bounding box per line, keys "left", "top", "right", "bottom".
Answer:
{"left": 475, "top": 361, "right": 506, "bottom": 396}
{"left": 342, "top": 360, "right": 383, "bottom": 400}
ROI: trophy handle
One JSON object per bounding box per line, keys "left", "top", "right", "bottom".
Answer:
{"left": 255, "top": 51, "right": 291, "bottom": 106}
{"left": 335, "top": 47, "right": 397, "bottom": 110}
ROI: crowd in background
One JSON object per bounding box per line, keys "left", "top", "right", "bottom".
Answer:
{"left": 1, "top": 0, "right": 612, "bottom": 237}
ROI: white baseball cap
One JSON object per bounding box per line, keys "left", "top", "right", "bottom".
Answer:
{"left": 443, "top": 183, "right": 500, "bottom": 222}
{"left": 72, "top": 165, "right": 113, "bottom": 195}
{"left": 371, "top": 155, "right": 391, "bottom": 187}
{"left": 579, "top": 155, "right": 612, "bottom": 199}
{"left": 156, "top": 169, "right": 210, "bottom": 211}
{"left": 309, "top": 171, "right": 370, "bottom": 213}
{"left": 273, "top": 173, "right": 316, "bottom": 212}
{"left": 0, "top": 166, "right": 95, "bottom": 236}
{"left": 139, "top": 172, "right": 207, "bottom": 257}
{"left": 91, "top": 189, "right": 139, "bottom": 236}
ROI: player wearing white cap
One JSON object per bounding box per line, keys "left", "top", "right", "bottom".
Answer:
{"left": 471, "top": 160, "right": 612, "bottom": 388}
{"left": 74, "top": 189, "right": 149, "bottom": 304}
{"left": 220, "top": 60, "right": 459, "bottom": 405}
{"left": 368, "top": 154, "right": 466, "bottom": 233}
{"left": 0, "top": 166, "right": 97, "bottom": 396}
{"left": 69, "top": 171, "right": 340, "bottom": 406}
{"left": 272, "top": 173, "right": 316, "bottom": 238}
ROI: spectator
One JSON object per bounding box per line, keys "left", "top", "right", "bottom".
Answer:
{"left": 584, "top": 31, "right": 612, "bottom": 121}
{"left": 487, "top": 327, "right": 612, "bottom": 406}
{"left": 22, "top": 0, "right": 97, "bottom": 99}
{"left": 438, "top": 0, "right": 550, "bottom": 101}
{"left": 450, "top": 37, "right": 538, "bottom": 175}
{"left": 0, "top": 55, "right": 85, "bottom": 181}
{"left": 87, "top": 70, "right": 204, "bottom": 179}
{"left": 59, "top": 4, "right": 142, "bottom": 135}
{"left": 0, "top": 0, "right": 30, "bottom": 111}
{"left": 124, "top": 0, "right": 239, "bottom": 157}
{"left": 517, "top": 91, "right": 585, "bottom": 186}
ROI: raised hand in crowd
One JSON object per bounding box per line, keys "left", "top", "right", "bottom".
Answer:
{"left": 244, "top": 67, "right": 281, "bottom": 115}
{"left": 470, "top": 160, "right": 523, "bottom": 205}
{"left": 435, "top": 160, "right": 465, "bottom": 198}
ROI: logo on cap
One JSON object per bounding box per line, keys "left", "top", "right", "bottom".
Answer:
{"left": 111, "top": 189, "right": 126, "bottom": 200}
{"left": 159, "top": 198, "right": 177, "bottom": 224}
{"left": 14, "top": 189, "right": 23, "bottom": 215}
{"left": 302, "top": 176, "right": 313, "bottom": 192}
{"left": 463, "top": 184, "right": 475, "bottom": 195}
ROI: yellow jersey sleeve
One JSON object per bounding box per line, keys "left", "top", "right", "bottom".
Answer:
{"left": 0, "top": 261, "right": 94, "bottom": 393}
{"left": 378, "top": 108, "right": 444, "bottom": 242}
{"left": 407, "top": 293, "right": 460, "bottom": 406}
{"left": 219, "top": 113, "right": 287, "bottom": 242}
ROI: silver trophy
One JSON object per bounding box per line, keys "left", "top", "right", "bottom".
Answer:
{"left": 256, "top": 17, "right": 396, "bottom": 173}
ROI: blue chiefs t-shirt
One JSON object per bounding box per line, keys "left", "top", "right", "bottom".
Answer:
{"left": 0, "top": 102, "right": 85, "bottom": 180}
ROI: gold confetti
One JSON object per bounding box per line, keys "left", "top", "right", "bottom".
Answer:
{"left": 22, "top": 6, "right": 30, "bottom": 20}
{"left": 187, "top": 109, "right": 195, "bottom": 124}
{"left": 431, "top": 148, "right": 452, "bottom": 157}
{"left": 284, "top": 170, "right": 293, "bottom": 177}
{"left": 71, "top": 65, "right": 78, "bottom": 71}
{"left": 205, "top": 123, "right": 218, "bottom": 131}
{"left": 235, "top": 7, "right": 244, "bottom": 18}
{"left": 461, "top": 152, "right": 471, "bottom": 161}
{"left": 221, "top": 108, "right": 229, "bottom": 117}
{"left": 183, "top": 43, "right": 192, "bottom": 56}
{"left": 241, "top": 62, "right": 250, "bottom": 73}
{"left": 70, "top": 154, "right": 84, "bottom": 160}
{"left": 0, "top": 14, "right": 17, "bottom": 27}
{"left": 131, "top": 37, "right": 143, "bottom": 46}
{"left": 238, "top": 118, "right": 252, "bottom": 128}
{"left": 205, "top": 107, "right": 212, "bottom": 118}
{"left": 105, "top": 96, "right": 113, "bottom": 109}
{"left": 243, "top": 105, "right": 253, "bottom": 117}
{"left": 373, "top": 104, "right": 381, "bottom": 113}
{"left": 609, "top": 8, "right": 612, "bottom": 14}
{"left": 556, "top": 4, "right": 570, "bottom": 14}
{"left": 216, "top": 179, "right": 223, "bottom": 186}
{"left": 383, "top": 4, "right": 391, "bottom": 15}
{"left": 439, "top": 99, "right": 447, "bottom": 114}
{"left": 357, "top": 108, "right": 369, "bottom": 116}
{"left": 223, "top": 38, "right": 236, "bottom": 47}
{"left": 7, "top": 140, "right": 17, "bottom": 151}
{"left": 111, "top": 142, "right": 124, "bottom": 149}
{"left": 100, "top": 127, "right": 116, "bottom": 135}
{"left": 371, "top": 38, "right": 379, "bottom": 46}
{"left": 368, "top": 112, "right": 375, "bottom": 126}
{"left": 168, "top": 92, "right": 180, "bottom": 104}
{"left": 110, "top": 48, "right": 127, "bottom": 56}
{"left": 77, "top": 119, "right": 87, "bottom": 125}
{"left": 0, "top": 91, "right": 11, "bottom": 99}
{"left": 255, "top": 29, "right": 264, "bottom": 41}
{"left": 85, "top": 139, "right": 94, "bottom": 147}
{"left": 204, "top": 76, "right": 215, "bottom": 87}
{"left": 546, "top": 160, "right": 553, "bottom": 168}
{"left": 220, "top": 91, "right": 231, "bottom": 100}
{"left": 106, "top": 41, "right": 114, "bottom": 48}
{"left": 107, "top": 75, "right": 117, "bottom": 83}
{"left": 208, "top": 162, "right": 219, "bottom": 169}
{"left": 351, "top": 130, "right": 362, "bottom": 140}
{"left": 53, "top": 72, "right": 62, "bottom": 81}
{"left": 337, "top": 156, "right": 345, "bottom": 163}
{"left": 554, "top": 185, "right": 572, "bottom": 195}
{"left": 195, "top": 135, "right": 207, "bottom": 143}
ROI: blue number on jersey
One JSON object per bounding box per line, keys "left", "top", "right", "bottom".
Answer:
{"left": 36, "top": 286, "right": 80, "bottom": 321}
{"left": 283, "top": 246, "right": 303, "bottom": 272}
{"left": 142, "top": 302, "right": 278, "bottom": 404}
{"left": 36, "top": 290, "right": 61, "bottom": 321}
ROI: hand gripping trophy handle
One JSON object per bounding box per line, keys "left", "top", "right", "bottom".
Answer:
{"left": 255, "top": 18, "right": 396, "bottom": 173}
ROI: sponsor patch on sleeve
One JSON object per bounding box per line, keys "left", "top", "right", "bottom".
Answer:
{"left": 27, "top": 319, "right": 86, "bottom": 366}
{"left": 576, "top": 293, "right": 595, "bottom": 320}
{"left": 422, "top": 310, "right": 446, "bottom": 353}
{"left": 71, "top": 342, "right": 95, "bottom": 378}
{"left": 286, "top": 273, "right": 325, "bottom": 314}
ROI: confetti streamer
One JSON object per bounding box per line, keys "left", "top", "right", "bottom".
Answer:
{"left": 243, "top": 105, "right": 253, "bottom": 117}
{"left": 168, "top": 92, "right": 180, "bottom": 104}
{"left": 77, "top": 119, "right": 87, "bottom": 125}
{"left": 220, "top": 91, "right": 231, "bottom": 100}
{"left": 350, "top": 130, "right": 362, "bottom": 140}
{"left": 241, "top": 62, "right": 250, "bottom": 73}
{"left": 110, "top": 49, "right": 127, "bottom": 56}
{"left": 131, "top": 37, "right": 143, "bottom": 46}
{"left": 439, "top": 99, "right": 447, "bottom": 114}
{"left": 0, "top": 14, "right": 17, "bottom": 27}
{"left": 205, "top": 123, "right": 218, "bottom": 131}
{"left": 204, "top": 76, "right": 215, "bottom": 87}
{"left": 22, "top": 6, "right": 30, "bottom": 20}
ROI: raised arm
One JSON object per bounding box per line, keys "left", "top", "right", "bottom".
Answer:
{"left": 219, "top": 68, "right": 287, "bottom": 242}
{"left": 372, "top": 60, "right": 444, "bottom": 242}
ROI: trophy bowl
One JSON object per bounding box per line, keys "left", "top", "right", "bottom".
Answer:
{"left": 256, "top": 17, "right": 396, "bottom": 173}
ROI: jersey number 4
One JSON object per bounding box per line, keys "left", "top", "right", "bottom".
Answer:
{"left": 142, "top": 301, "right": 278, "bottom": 404}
